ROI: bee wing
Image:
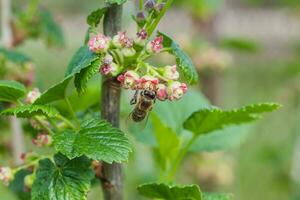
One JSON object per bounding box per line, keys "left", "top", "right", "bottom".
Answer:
{"left": 126, "top": 110, "right": 151, "bottom": 131}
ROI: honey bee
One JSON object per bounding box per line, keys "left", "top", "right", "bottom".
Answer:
{"left": 129, "top": 90, "right": 156, "bottom": 122}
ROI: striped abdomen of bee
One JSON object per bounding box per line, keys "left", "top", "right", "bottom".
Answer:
{"left": 131, "top": 90, "right": 156, "bottom": 122}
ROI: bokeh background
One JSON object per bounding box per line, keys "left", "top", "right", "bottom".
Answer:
{"left": 1, "top": 0, "right": 300, "bottom": 199}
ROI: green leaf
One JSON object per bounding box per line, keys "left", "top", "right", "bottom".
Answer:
{"left": 1, "top": 105, "right": 59, "bottom": 118}
{"left": 87, "top": 8, "right": 107, "bottom": 27}
{"left": 34, "top": 77, "right": 72, "bottom": 105}
{"left": 152, "top": 113, "right": 181, "bottom": 170}
{"left": 203, "top": 193, "right": 233, "bottom": 200}
{"left": 0, "top": 80, "right": 26, "bottom": 102}
{"left": 31, "top": 153, "right": 94, "bottom": 200}
{"left": 39, "top": 9, "right": 65, "bottom": 47}
{"left": 0, "top": 48, "right": 31, "bottom": 65}
{"left": 128, "top": 90, "right": 210, "bottom": 146}
{"left": 35, "top": 46, "right": 99, "bottom": 104}
{"left": 183, "top": 103, "right": 280, "bottom": 136}
{"left": 137, "top": 183, "right": 202, "bottom": 200}
{"left": 105, "top": 0, "right": 127, "bottom": 5}
{"left": 65, "top": 46, "right": 99, "bottom": 77}
{"left": 74, "top": 59, "right": 100, "bottom": 95}
{"left": 190, "top": 125, "right": 252, "bottom": 152}
{"left": 9, "top": 169, "right": 31, "bottom": 200}
{"left": 53, "top": 118, "right": 132, "bottom": 163}
{"left": 158, "top": 32, "right": 199, "bottom": 84}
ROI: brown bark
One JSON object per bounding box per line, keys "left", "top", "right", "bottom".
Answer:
{"left": 100, "top": 4, "right": 124, "bottom": 200}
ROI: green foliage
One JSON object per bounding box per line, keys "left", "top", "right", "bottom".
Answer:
{"left": 53, "top": 119, "right": 132, "bottom": 163}
{"left": 31, "top": 153, "right": 94, "bottom": 200}
{"left": 65, "top": 46, "right": 99, "bottom": 77}
{"left": 190, "top": 125, "right": 252, "bottom": 152}
{"left": 105, "top": 0, "right": 127, "bottom": 5}
{"left": 74, "top": 59, "right": 100, "bottom": 95}
{"left": 137, "top": 183, "right": 202, "bottom": 200}
{"left": 35, "top": 46, "right": 99, "bottom": 104}
{"left": 39, "top": 9, "right": 65, "bottom": 47}
{"left": 0, "top": 80, "right": 26, "bottom": 102}
{"left": 9, "top": 169, "right": 31, "bottom": 200}
{"left": 158, "top": 32, "right": 199, "bottom": 84}
{"left": 34, "top": 77, "right": 72, "bottom": 105}
{"left": 1, "top": 105, "right": 59, "bottom": 118}
{"left": 183, "top": 103, "right": 280, "bottom": 136}
{"left": 87, "top": 8, "right": 107, "bottom": 27}
{"left": 0, "top": 48, "right": 31, "bottom": 65}
{"left": 151, "top": 114, "right": 180, "bottom": 170}
{"left": 203, "top": 193, "right": 233, "bottom": 200}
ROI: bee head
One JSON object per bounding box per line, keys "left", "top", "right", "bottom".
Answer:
{"left": 142, "top": 90, "right": 156, "bottom": 100}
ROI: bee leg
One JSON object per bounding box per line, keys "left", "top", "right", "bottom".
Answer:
{"left": 130, "top": 90, "right": 139, "bottom": 105}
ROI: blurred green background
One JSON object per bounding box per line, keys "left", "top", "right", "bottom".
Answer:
{"left": 1, "top": 0, "right": 300, "bottom": 199}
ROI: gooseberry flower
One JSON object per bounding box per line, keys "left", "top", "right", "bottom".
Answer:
{"left": 135, "top": 29, "right": 148, "bottom": 46}
{"left": 146, "top": 36, "right": 163, "bottom": 54}
{"left": 118, "top": 71, "right": 140, "bottom": 89}
{"left": 25, "top": 88, "right": 41, "bottom": 104}
{"left": 0, "top": 167, "right": 13, "bottom": 185}
{"left": 168, "top": 81, "right": 188, "bottom": 101}
{"left": 163, "top": 65, "right": 179, "bottom": 80}
{"left": 138, "top": 75, "right": 159, "bottom": 90}
{"left": 156, "top": 84, "right": 168, "bottom": 101}
{"left": 103, "top": 54, "right": 113, "bottom": 65}
{"left": 88, "top": 34, "right": 110, "bottom": 53}
{"left": 32, "top": 134, "right": 53, "bottom": 147}
{"left": 112, "top": 31, "right": 131, "bottom": 48}
{"left": 100, "top": 63, "right": 120, "bottom": 76}
{"left": 136, "top": 12, "right": 146, "bottom": 24}
{"left": 155, "top": 3, "right": 165, "bottom": 12}
{"left": 145, "top": 0, "right": 156, "bottom": 11}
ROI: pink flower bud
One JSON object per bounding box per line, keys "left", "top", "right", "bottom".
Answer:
{"left": 25, "top": 88, "right": 41, "bottom": 104}
{"left": 32, "top": 134, "right": 53, "bottom": 147}
{"left": 156, "top": 84, "right": 168, "bottom": 101}
{"left": 0, "top": 167, "right": 13, "bottom": 185}
{"left": 163, "top": 65, "right": 179, "bottom": 80}
{"left": 118, "top": 71, "right": 140, "bottom": 89}
{"left": 135, "top": 29, "right": 148, "bottom": 46}
{"left": 103, "top": 54, "right": 113, "bottom": 65}
{"left": 138, "top": 75, "right": 159, "bottom": 90}
{"left": 100, "top": 63, "right": 119, "bottom": 76}
{"left": 112, "top": 31, "right": 132, "bottom": 48}
{"left": 88, "top": 34, "right": 110, "bottom": 53}
{"left": 168, "top": 81, "right": 188, "bottom": 101}
{"left": 146, "top": 36, "right": 163, "bottom": 54}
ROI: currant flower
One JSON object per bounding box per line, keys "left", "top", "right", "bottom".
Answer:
{"left": 138, "top": 75, "right": 159, "bottom": 90}
{"left": 135, "top": 29, "right": 148, "bottom": 46}
{"left": 25, "top": 88, "right": 41, "bottom": 104}
{"left": 0, "top": 167, "right": 13, "bottom": 185}
{"left": 145, "top": 0, "right": 156, "bottom": 11}
{"left": 156, "top": 83, "right": 168, "bottom": 101}
{"left": 168, "top": 81, "right": 188, "bottom": 101}
{"left": 163, "top": 65, "right": 179, "bottom": 80}
{"left": 88, "top": 34, "right": 110, "bottom": 53}
{"left": 102, "top": 54, "right": 113, "bottom": 65}
{"left": 118, "top": 71, "right": 140, "bottom": 89}
{"left": 112, "top": 31, "right": 131, "bottom": 48}
{"left": 32, "top": 134, "right": 53, "bottom": 147}
{"left": 146, "top": 36, "right": 163, "bottom": 54}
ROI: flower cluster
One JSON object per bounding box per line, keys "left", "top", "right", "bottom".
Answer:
{"left": 32, "top": 133, "right": 53, "bottom": 147}
{"left": 88, "top": 28, "right": 188, "bottom": 102}
{"left": 117, "top": 65, "right": 187, "bottom": 101}
{"left": 0, "top": 167, "right": 13, "bottom": 185}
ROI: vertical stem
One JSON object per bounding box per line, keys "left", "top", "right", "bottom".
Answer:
{"left": 1, "top": 0, "right": 26, "bottom": 165}
{"left": 100, "top": 4, "right": 123, "bottom": 200}
{"left": 1, "top": 0, "right": 13, "bottom": 47}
